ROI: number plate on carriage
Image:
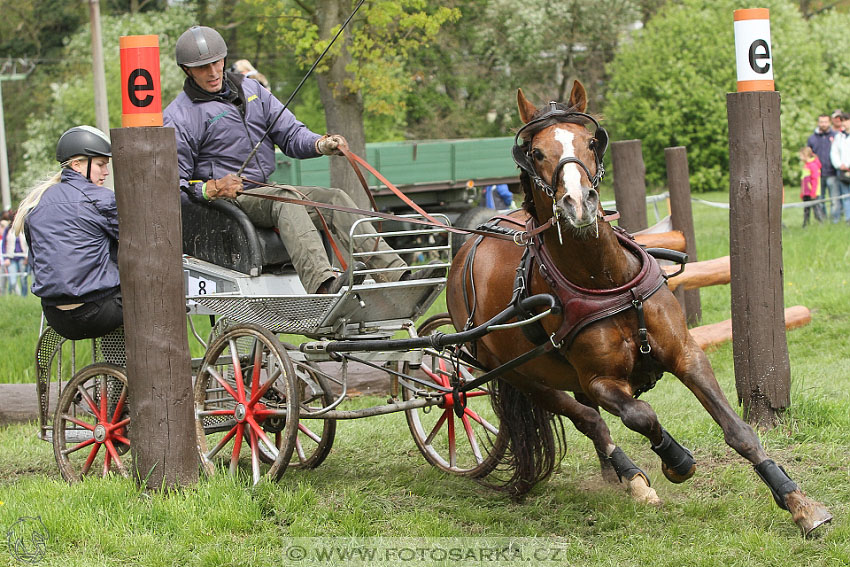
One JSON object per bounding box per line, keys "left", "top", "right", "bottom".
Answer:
{"left": 184, "top": 270, "right": 218, "bottom": 296}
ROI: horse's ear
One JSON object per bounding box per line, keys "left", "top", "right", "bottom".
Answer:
{"left": 568, "top": 80, "right": 588, "bottom": 113}
{"left": 517, "top": 88, "right": 537, "bottom": 124}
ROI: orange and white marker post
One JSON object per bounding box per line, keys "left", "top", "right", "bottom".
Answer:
{"left": 727, "top": 8, "right": 790, "bottom": 426}
{"left": 733, "top": 8, "right": 774, "bottom": 92}
{"left": 119, "top": 35, "right": 163, "bottom": 127}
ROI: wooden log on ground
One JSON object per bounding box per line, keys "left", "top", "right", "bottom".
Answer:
{"left": 633, "top": 230, "right": 686, "bottom": 252}
{"left": 664, "top": 256, "right": 730, "bottom": 291}
{"left": 690, "top": 306, "right": 811, "bottom": 351}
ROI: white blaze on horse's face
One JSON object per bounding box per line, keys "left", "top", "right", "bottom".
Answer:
{"left": 553, "top": 127, "right": 595, "bottom": 228}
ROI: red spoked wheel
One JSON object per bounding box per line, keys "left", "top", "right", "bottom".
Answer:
{"left": 253, "top": 354, "right": 337, "bottom": 470}
{"left": 194, "top": 324, "right": 299, "bottom": 484}
{"left": 53, "top": 364, "right": 130, "bottom": 482}
{"left": 403, "top": 314, "right": 506, "bottom": 477}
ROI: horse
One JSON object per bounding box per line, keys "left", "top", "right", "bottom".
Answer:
{"left": 445, "top": 80, "right": 832, "bottom": 536}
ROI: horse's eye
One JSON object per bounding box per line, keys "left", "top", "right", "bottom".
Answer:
{"left": 589, "top": 139, "right": 597, "bottom": 150}
{"left": 532, "top": 149, "right": 544, "bottom": 161}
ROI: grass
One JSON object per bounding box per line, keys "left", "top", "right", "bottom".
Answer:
{"left": 0, "top": 190, "right": 849, "bottom": 565}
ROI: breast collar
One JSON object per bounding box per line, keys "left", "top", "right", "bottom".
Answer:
{"left": 523, "top": 218, "right": 666, "bottom": 350}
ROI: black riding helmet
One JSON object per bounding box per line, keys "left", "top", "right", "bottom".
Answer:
{"left": 56, "top": 126, "right": 111, "bottom": 182}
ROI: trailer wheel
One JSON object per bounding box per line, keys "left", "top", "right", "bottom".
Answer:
{"left": 194, "top": 324, "right": 299, "bottom": 485}
{"left": 53, "top": 364, "right": 131, "bottom": 482}
{"left": 403, "top": 313, "right": 506, "bottom": 477}
{"left": 451, "top": 207, "right": 497, "bottom": 257}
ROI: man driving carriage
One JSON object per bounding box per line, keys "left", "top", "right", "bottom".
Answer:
{"left": 163, "top": 26, "right": 442, "bottom": 294}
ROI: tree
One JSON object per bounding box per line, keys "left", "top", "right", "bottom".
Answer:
{"left": 249, "top": 0, "right": 459, "bottom": 207}
{"left": 403, "top": 0, "right": 643, "bottom": 140}
{"left": 605, "top": 0, "right": 832, "bottom": 192}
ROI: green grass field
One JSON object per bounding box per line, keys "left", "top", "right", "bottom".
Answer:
{"left": 0, "top": 191, "right": 848, "bottom": 566}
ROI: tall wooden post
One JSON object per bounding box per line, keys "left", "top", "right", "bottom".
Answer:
{"left": 727, "top": 92, "right": 790, "bottom": 427}
{"left": 665, "top": 146, "right": 701, "bottom": 326}
{"left": 111, "top": 127, "right": 198, "bottom": 488}
{"left": 611, "top": 140, "right": 648, "bottom": 233}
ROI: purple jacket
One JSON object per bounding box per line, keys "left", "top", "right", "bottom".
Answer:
{"left": 163, "top": 73, "right": 322, "bottom": 201}
{"left": 24, "top": 169, "right": 120, "bottom": 303}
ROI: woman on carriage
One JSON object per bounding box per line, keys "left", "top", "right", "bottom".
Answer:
{"left": 13, "top": 126, "right": 122, "bottom": 340}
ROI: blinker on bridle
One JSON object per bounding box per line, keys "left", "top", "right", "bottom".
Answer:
{"left": 511, "top": 101, "right": 609, "bottom": 199}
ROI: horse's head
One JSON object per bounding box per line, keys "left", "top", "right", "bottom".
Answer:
{"left": 513, "top": 81, "right": 608, "bottom": 236}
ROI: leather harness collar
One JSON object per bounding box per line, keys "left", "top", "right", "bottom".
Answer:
{"left": 509, "top": 217, "right": 666, "bottom": 352}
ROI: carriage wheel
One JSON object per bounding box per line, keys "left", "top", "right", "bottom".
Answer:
{"left": 53, "top": 364, "right": 130, "bottom": 482}
{"left": 194, "top": 324, "right": 299, "bottom": 484}
{"left": 253, "top": 355, "right": 337, "bottom": 469}
{"left": 403, "top": 313, "right": 506, "bottom": 477}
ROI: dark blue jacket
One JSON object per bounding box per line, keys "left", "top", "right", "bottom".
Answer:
{"left": 807, "top": 128, "right": 837, "bottom": 177}
{"left": 163, "top": 72, "right": 321, "bottom": 202}
{"left": 24, "top": 169, "right": 119, "bottom": 304}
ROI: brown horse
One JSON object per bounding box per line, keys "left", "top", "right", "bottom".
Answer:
{"left": 446, "top": 80, "right": 832, "bottom": 536}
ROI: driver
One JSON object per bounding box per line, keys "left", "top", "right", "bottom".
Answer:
{"left": 163, "top": 26, "right": 442, "bottom": 293}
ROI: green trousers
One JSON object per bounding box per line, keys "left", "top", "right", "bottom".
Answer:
{"left": 236, "top": 185, "right": 406, "bottom": 293}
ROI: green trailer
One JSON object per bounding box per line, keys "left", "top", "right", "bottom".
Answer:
{"left": 270, "top": 136, "right": 520, "bottom": 243}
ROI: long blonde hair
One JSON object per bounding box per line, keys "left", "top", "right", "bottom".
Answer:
{"left": 13, "top": 157, "right": 87, "bottom": 236}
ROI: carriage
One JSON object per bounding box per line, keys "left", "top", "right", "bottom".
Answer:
{"left": 34, "top": 193, "right": 514, "bottom": 484}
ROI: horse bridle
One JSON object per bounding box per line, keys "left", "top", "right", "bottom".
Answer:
{"left": 511, "top": 102, "right": 609, "bottom": 199}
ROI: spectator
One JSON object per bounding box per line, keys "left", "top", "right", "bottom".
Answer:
{"left": 799, "top": 146, "right": 824, "bottom": 227}
{"left": 831, "top": 109, "right": 844, "bottom": 132}
{"left": 3, "top": 211, "right": 29, "bottom": 296}
{"left": 483, "top": 183, "right": 514, "bottom": 209}
{"left": 829, "top": 112, "right": 850, "bottom": 224}
{"left": 231, "top": 59, "right": 270, "bottom": 91}
{"left": 807, "top": 114, "right": 837, "bottom": 220}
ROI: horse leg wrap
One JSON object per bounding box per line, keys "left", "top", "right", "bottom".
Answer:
{"left": 754, "top": 459, "right": 798, "bottom": 511}
{"left": 651, "top": 428, "right": 695, "bottom": 478}
{"left": 605, "top": 447, "right": 650, "bottom": 486}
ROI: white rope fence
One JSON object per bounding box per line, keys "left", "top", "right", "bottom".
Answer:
{"left": 603, "top": 191, "right": 850, "bottom": 222}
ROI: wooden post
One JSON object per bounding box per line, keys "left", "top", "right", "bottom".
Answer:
{"left": 611, "top": 139, "right": 648, "bottom": 233}
{"left": 726, "top": 91, "right": 790, "bottom": 428}
{"left": 665, "top": 146, "right": 701, "bottom": 325}
{"left": 111, "top": 127, "right": 198, "bottom": 488}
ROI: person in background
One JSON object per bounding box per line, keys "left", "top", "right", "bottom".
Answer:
{"left": 483, "top": 183, "right": 514, "bottom": 209}
{"left": 799, "top": 146, "right": 824, "bottom": 227}
{"left": 231, "top": 59, "right": 270, "bottom": 91}
{"left": 2, "top": 211, "right": 29, "bottom": 296}
{"left": 831, "top": 109, "right": 844, "bottom": 133}
{"left": 164, "top": 26, "right": 441, "bottom": 294}
{"left": 13, "top": 126, "right": 122, "bottom": 340}
{"left": 829, "top": 112, "right": 850, "bottom": 224}
{"left": 0, "top": 211, "right": 8, "bottom": 296}
{"left": 807, "top": 114, "right": 836, "bottom": 220}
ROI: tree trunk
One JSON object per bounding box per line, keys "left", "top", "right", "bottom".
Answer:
{"left": 315, "top": 0, "right": 370, "bottom": 210}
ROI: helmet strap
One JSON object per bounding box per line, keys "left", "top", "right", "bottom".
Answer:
{"left": 85, "top": 158, "right": 93, "bottom": 183}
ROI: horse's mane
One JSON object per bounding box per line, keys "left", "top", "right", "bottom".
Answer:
{"left": 516, "top": 102, "right": 600, "bottom": 218}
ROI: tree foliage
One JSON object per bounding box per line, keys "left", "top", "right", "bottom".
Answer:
{"left": 248, "top": 0, "right": 460, "bottom": 141}
{"left": 403, "top": 0, "right": 642, "bottom": 140}
{"left": 605, "top": 0, "right": 840, "bottom": 192}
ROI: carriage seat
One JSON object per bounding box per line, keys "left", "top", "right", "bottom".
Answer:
{"left": 181, "top": 196, "right": 291, "bottom": 276}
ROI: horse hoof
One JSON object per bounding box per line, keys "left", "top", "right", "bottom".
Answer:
{"left": 786, "top": 491, "right": 833, "bottom": 538}
{"left": 626, "top": 475, "right": 662, "bottom": 506}
{"left": 662, "top": 461, "right": 696, "bottom": 484}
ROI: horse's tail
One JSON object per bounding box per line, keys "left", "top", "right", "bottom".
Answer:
{"left": 481, "top": 378, "right": 566, "bottom": 499}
